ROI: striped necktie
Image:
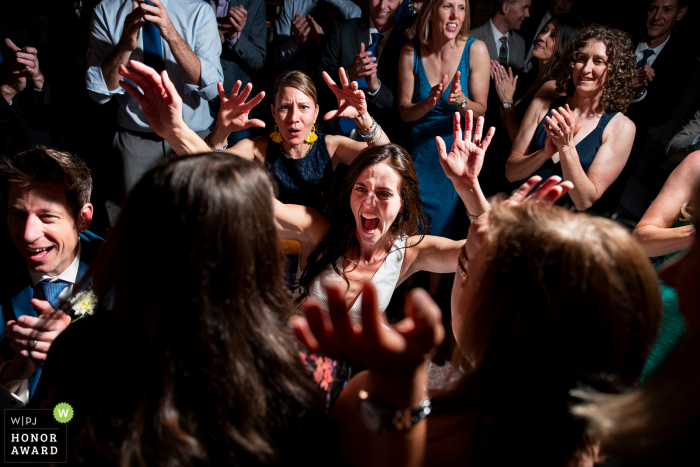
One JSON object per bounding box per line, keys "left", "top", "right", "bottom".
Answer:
{"left": 498, "top": 36, "right": 508, "bottom": 67}
{"left": 36, "top": 280, "right": 70, "bottom": 311}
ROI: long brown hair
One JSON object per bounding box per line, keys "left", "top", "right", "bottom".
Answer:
{"left": 57, "top": 154, "right": 326, "bottom": 466}
{"left": 297, "top": 144, "right": 426, "bottom": 301}
{"left": 437, "top": 202, "right": 662, "bottom": 465}
{"left": 417, "top": 0, "right": 471, "bottom": 45}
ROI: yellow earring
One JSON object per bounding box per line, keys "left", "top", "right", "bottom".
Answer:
{"left": 270, "top": 125, "right": 283, "bottom": 143}
{"left": 305, "top": 123, "right": 318, "bottom": 143}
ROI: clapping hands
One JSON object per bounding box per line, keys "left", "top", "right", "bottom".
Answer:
{"left": 427, "top": 74, "right": 449, "bottom": 109}
{"left": 490, "top": 60, "right": 516, "bottom": 105}
{"left": 543, "top": 104, "right": 581, "bottom": 153}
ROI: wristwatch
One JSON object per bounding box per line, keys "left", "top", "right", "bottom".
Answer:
{"left": 357, "top": 389, "right": 431, "bottom": 433}
{"left": 459, "top": 98, "right": 468, "bottom": 109}
{"left": 502, "top": 102, "right": 513, "bottom": 109}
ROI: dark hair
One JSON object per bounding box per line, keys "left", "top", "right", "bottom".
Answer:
{"left": 529, "top": 14, "right": 586, "bottom": 81}
{"left": 554, "top": 25, "right": 636, "bottom": 113}
{"left": 297, "top": 144, "right": 426, "bottom": 301}
{"left": 0, "top": 146, "right": 92, "bottom": 218}
{"left": 67, "top": 154, "right": 324, "bottom": 465}
{"left": 271, "top": 70, "right": 318, "bottom": 107}
{"left": 437, "top": 202, "right": 662, "bottom": 465}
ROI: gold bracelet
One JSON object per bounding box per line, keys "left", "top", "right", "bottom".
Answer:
{"left": 357, "top": 116, "right": 376, "bottom": 132}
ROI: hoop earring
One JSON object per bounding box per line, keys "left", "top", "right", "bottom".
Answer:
{"left": 305, "top": 123, "right": 318, "bottom": 143}
{"left": 270, "top": 125, "right": 283, "bottom": 143}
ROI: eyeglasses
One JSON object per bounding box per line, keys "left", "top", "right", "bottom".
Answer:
{"left": 457, "top": 248, "right": 469, "bottom": 279}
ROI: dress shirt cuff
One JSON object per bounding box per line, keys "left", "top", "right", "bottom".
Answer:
{"left": 0, "top": 362, "right": 29, "bottom": 408}
{"left": 631, "top": 88, "right": 647, "bottom": 104}
{"left": 184, "top": 58, "right": 222, "bottom": 101}
{"left": 366, "top": 80, "right": 382, "bottom": 97}
{"left": 86, "top": 65, "right": 125, "bottom": 104}
{"left": 226, "top": 32, "right": 240, "bottom": 49}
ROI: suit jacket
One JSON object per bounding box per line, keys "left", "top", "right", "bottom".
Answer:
{"left": 220, "top": 0, "right": 267, "bottom": 94}
{"left": 0, "top": 230, "right": 103, "bottom": 398}
{"left": 469, "top": 21, "right": 526, "bottom": 71}
{"left": 667, "top": 110, "right": 700, "bottom": 161}
{"left": 313, "top": 18, "right": 408, "bottom": 143}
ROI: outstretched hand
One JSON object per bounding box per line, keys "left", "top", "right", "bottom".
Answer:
{"left": 119, "top": 60, "right": 183, "bottom": 139}
{"left": 322, "top": 69, "right": 368, "bottom": 121}
{"left": 505, "top": 175, "right": 574, "bottom": 207}
{"left": 291, "top": 282, "right": 444, "bottom": 379}
{"left": 437, "top": 110, "right": 495, "bottom": 190}
{"left": 217, "top": 81, "right": 265, "bottom": 134}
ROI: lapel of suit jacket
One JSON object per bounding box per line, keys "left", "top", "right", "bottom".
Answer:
{"left": 10, "top": 284, "right": 37, "bottom": 320}
{"left": 482, "top": 24, "right": 497, "bottom": 60}
{"left": 353, "top": 20, "right": 369, "bottom": 57}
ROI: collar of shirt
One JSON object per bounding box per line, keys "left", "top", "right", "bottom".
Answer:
{"left": 368, "top": 24, "right": 393, "bottom": 60}
{"left": 209, "top": 0, "right": 230, "bottom": 18}
{"left": 489, "top": 18, "right": 509, "bottom": 43}
{"left": 29, "top": 241, "right": 82, "bottom": 287}
{"left": 635, "top": 34, "right": 671, "bottom": 67}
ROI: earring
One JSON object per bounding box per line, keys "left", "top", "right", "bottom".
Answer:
{"left": 305, "top": 123, "right": 318, "bottom": 143}
{"left": 270, "top": 125, "right": 283, "bottom": 143}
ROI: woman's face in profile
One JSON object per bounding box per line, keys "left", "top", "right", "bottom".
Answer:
{"left": 451, "top": 212, "right": 490, "bottom": 355}
{"left": 532, "top": 19, "right": 557, "bottom": 62}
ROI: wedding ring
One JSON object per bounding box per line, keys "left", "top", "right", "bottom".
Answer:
{"left": 28, "top": 339, "right": 37, "bottom": 350}
{"left": 501, "top": 77, "right": 506, "bottom": 80}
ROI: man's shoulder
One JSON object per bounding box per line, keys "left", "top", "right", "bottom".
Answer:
{"left": 510, "top": 31, "right": 525, "bottom": 47}
{"left": 335, "top": 17, "right": 367, "bottom": 34}
{"left": 470, "top": 22, "right": 489, "bottom": 38}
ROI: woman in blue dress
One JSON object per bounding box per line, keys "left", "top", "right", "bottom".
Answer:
{"left": 398, "top": 0, "right": 490, "bottom": 239}
{"left": 506, "top": 25, "right": 637, "bottom": 214}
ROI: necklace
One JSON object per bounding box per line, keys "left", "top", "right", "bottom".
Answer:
{"left": 280, "top": 141, "right": 315, "bottom": 160}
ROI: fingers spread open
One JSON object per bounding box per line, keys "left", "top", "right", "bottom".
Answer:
{"left": 119, "top": 80, "right": 144, "bottom": 102}
{"left": 325, "top": 282, "right": 356, "bottom": 343}
{"left": 303, "top": 298, "right": 334, "bottom": 353}
{"left": 359, "top": 283, "right": 382, "bottom": 343}
{"left": 480, "top": 126, "right": 496, "bottom": 152}
{"left": 452, "top": 111, "right": 463, "bottom": 142}
{"left": 508, "top": 175, "right": 542, "bottom": 204}
{"left": 290, "top": 315, "right": 321, "bottom": 353}
{"left": 403, "top": 288, "right": 444, "bottom": 355}
{"left": 245, "top": 118, "right": 266, "bottom": 129}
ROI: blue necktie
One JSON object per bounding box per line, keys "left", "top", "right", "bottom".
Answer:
{"left": 37, "top": 280, "right": 70, "bottom": 311}
{"left": 637, "top": 49, "right": 655, "bottom": 70}
{"left": 142, "top": 1, "right": 164, "bottom": 73}
{"left": 340, "top": 33, "right": 382, "bottom": 134}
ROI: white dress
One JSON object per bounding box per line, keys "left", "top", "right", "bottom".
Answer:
{"left": 300, "top": 237, "right": 408, "bottom": 324}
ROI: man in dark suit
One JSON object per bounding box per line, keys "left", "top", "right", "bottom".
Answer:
{"left": 313, "top": 0, "right": 408, "bottom": 144}
{"left": 469, "top": 0, "right": 530, "bottom": 71}
{"left": 209, "top": 0, "right": 267, "bottom": 145}
{"left": 0, "top": 147, "right": 101, "bottom": 407}
{"left": 610, "top": 0, "right": 692, "bottom": 216}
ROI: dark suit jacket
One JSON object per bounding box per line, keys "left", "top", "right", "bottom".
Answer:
{"left": 220, "top": 0, "right": 267, "bottom": 95}
{"left": 469, "top": 20, "right": 526, "bottom": 71}
{"left": 313, "top": 18, "right": 408, "bottom": 143}
{"left": 0, "top": 230, "right": 103, "bottom": 399}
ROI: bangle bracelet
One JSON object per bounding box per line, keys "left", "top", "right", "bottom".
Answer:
{"left": 361, "top": 122, "right": 379, "bottom": 139}
{"left": 366, "top": 125, "right": 383, "bottom": 144}
{"left": 357, "top": 116, "right": 375, "bottom": 132}
{"left": 466, "top": 202, "right": 491, "bottom": 222}
{"left": 205, "top": 133, "right": 228, "bottom": 152}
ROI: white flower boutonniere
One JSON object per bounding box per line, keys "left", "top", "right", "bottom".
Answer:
{"left": 69, "top": 286, "right": 97, "bottom": 322}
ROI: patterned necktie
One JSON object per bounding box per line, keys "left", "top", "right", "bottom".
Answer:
{"left": 637, "top": 48, "right": 655, "bottom": 69}
{"left": 37, "top": 280, "right": 70, "bottom": 311}
{"left": 498, "top": 36, "right": 508, "bottom": 67}
{"left": 142, "top": 1, "right": 164, "bottom": 73}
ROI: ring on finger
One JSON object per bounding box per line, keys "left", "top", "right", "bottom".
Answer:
{"left": 501, "top": 76, "right": 506, "bottom": 81}
{"left": 28, "top": 339, "right": 37, "bottom": 351}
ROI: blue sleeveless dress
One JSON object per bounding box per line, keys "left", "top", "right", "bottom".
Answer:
{"left": 409, "top": 37, "right": 475, "bottom": 238}
{"left": 265, "top": 133, "right": 335, "bottom": 213}
{"left": 530, "top": 96, "right": 618, "bottom": 200}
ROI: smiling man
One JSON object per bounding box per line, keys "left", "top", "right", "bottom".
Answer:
{"left": 470, "top": 0, "right": 531, "bottom": 71}
{"left": 0, "top": 147, "right": 101, "bottom": 407}
{"left": 313, "top": 0, "right": 408, "bottom": 145}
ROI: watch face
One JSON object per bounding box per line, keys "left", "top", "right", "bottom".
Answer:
{"left": 358, "top": 397, "right": 382, "bottom": 432}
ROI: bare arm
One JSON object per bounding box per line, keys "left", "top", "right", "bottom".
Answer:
{"left": 461, "top": 39, "right": 489, "bottom": 119}
{"left": 273, "top": 199, "right": 329, "bottom": 267}
{"left": 505, "top": 94, "right": 555, "bottom": 182}
{"left": 398, "top": 41, "right": 448, "bottom": 123}
{"left": 557, "top": 110, "right": 635, "bottom": 211}
{"left": 101, "top": 2, "right": 145, "bottom": 91}
{"left": 633, "top": 151, "right": 700, "bottom": 257}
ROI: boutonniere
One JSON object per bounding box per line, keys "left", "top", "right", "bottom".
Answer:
{"left": 69, "top": 283, "right": 97, "bottom": 323}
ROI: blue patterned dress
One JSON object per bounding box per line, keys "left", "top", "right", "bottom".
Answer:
{"left": 409, "top": 37, "right": 475, "bottom": 238}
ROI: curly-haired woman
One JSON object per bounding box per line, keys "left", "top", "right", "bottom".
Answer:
{"left": 505, "top": 25, "right": 637, "bottom": 214}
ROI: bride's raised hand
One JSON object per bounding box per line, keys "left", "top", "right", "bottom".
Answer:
{"left": 322, "top": 68, "right": 368, "bottom": 121}
{"left": 437, "top": 110, "right": 495, "bottom": 190}
{"left": 217, "top": 81, "right": 266, "bottom": 133}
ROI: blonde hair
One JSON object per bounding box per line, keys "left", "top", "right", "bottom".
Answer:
{"left": 417, "top": 0, "right": 471, "bottom": 45}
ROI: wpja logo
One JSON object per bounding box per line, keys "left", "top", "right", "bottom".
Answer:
{"left": 3, "top": 404, "right": 69, "bottom": 463}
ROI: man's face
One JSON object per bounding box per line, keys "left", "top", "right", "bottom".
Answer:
{"left": 550, "top": 0, "right": 574, "bottom": 15}
{"left": 504, "top": 0, "right": 531, "bottom": 31}
{"left": 7, "top": 182, "right": 89, "bottom": 276}
{"left": 646, "top": 0, "right": 687, "bottom": 44}
{"left": 369, "top": 0, "right": 402, "bottom": 31}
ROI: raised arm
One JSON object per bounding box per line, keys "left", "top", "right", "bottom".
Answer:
{"left": 273, "top": 199, "right": 329, "bottom": 267}
{"left": 292, "top": 282, "right": 444, "bottom": 467}
{"left": 398, "top": 41, "right": 448, "bottom": 123}
{"left": 553, "top": 105, "right": 635, "bottom": 210}
{"left": 322, "top": 68, "right": 390, "bottom": 167}
{"left": 207, "top": 81, "right": 266, "bottom": 149}
{"left": 633, "top": 150, "right": 700, "bottom": 257}
{"left": 505, "top": 94, "right": 556, "bottom": 182}
{"left": 118, "top": 61, "right": 210, "bottom": 155}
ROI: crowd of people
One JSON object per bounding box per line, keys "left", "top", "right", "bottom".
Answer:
{"left": 0, "top": 0, "right": 698, "bottom": 465}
